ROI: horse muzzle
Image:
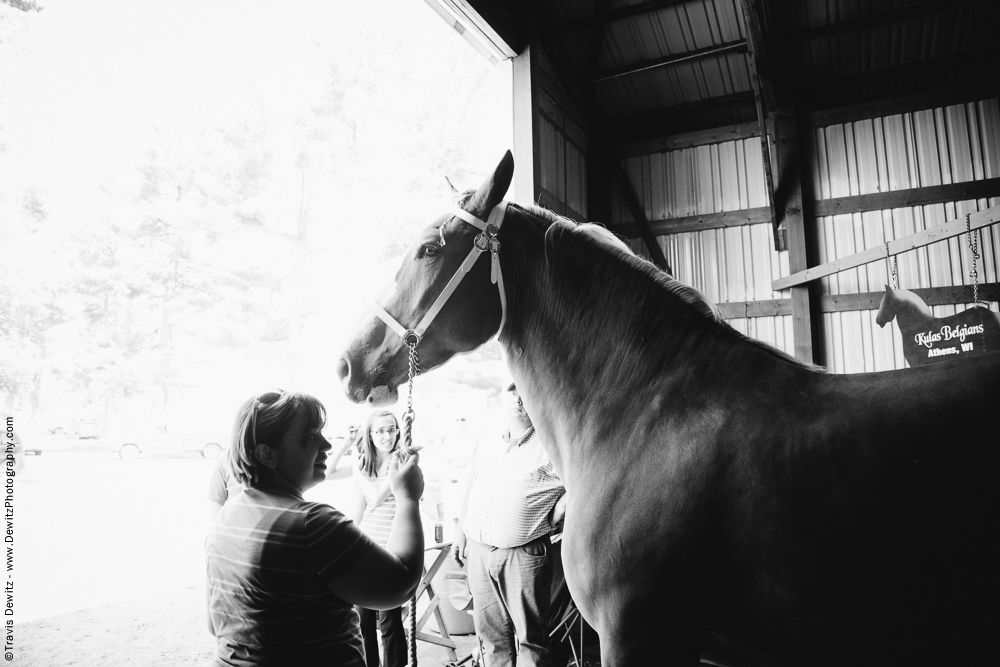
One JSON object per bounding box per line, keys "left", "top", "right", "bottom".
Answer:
{"left": 337, "top": 353, "right": 402, "bottom": 406}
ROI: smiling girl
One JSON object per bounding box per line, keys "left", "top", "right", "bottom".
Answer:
{"left": 205, "top": 392, "right": 424, "bottom": 667}
{"left": 348, "top": 410, "right": 408, "bottom": 667}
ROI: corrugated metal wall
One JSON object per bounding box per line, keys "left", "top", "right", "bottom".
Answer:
{"left": 813, "top": 98, "right": 1000, "bottom": 373}
{"left": 616, "top": 97, "right": 1000, "bottom": 372}
{"left": 535, "top": 50, "right": 589, "bottom": 222}
{"left": 538, "top": 110, "right": 588, "bottom": 220}
{"left": 614, "top": 137, "right": 797, "bottom": 357}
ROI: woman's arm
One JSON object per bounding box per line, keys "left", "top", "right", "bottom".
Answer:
{"left": 328, "top": 454, "right": 425, "bottom": 610}
{"left": 344, "top": 481, "right": 368, "bottom": 525}
{"left": 206, "top": 583, "right": 216, "bottom": 636}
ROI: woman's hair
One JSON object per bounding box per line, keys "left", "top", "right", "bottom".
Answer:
{"left": 357, "top": 410, "right": 400, "bottom": 479}
{"left": 228, "top": 390, "right": 326, "bottom": 488}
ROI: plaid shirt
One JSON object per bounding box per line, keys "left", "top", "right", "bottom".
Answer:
{"left": 463, "top": 428, "right": 564, "bottom": 548}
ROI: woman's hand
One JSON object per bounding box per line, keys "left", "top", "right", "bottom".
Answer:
{"left": 451, "top": 531, "right": 467, "bottom": 567}
{"left": 388, "top": 449, "right": 424, "bottom": 502}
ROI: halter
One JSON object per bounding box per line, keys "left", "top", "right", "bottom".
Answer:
{"left": 371, "top": 200, "right": 509, "bottom": 345}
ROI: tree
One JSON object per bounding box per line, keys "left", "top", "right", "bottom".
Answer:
{"left": 0, "top": 1, "right": 42, "bottom": 13}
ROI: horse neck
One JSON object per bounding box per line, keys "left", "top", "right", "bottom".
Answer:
{"left": 888, "top": 292, "right": 934, "bottom": 331}
{"left": 496, "top": 212, "right": 794, "bottom": 471}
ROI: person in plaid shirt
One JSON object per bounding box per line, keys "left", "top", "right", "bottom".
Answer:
{"left": 452, "top": 382, "right": 566, "bottom": 667}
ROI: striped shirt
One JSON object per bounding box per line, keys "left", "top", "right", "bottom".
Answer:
{"left": 463, "top": 428, "right": 564, "bottom": 549}
{"left": 207, "top": 455, "right": 244, "bottom": 506}
{"left": 352, "top": 460, "right": 396, "bottom": 547}
{"left": 206, "top": 488, "right": 376, "bottom": 667}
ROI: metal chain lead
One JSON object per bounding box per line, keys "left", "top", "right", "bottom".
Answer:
{"left": 401, "top": 337, "right": 419, "bottom": 667}
{"left": 966, "top": 213, "right": 982, "bottom": 307}
{"left": 884, "top": 241, "right": 898, "bottom": 290}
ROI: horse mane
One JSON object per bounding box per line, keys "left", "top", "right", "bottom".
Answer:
{"left": 511, "top": 202, "right": 724, "bottom": 321}
{"left": 509, "top": 201, "right": 821, "bottom": 372}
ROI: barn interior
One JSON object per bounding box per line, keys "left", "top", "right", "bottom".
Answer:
{"left": 425, "top": 0, "right": 1000, "bottom": 371}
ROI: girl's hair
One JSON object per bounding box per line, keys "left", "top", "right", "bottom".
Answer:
{"left": 357, "top": 410, "right": 400, "bottom": 479}
{"left": 228, "top": 390, "right": 326, "bottom": 488}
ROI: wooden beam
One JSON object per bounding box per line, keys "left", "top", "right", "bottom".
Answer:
{"left": 614, "top": 121, "right": 760, "bottom": 158}
{"left": 609, "top": 90, "right": 757, "bottom": 141}
{"left": 535, "top": 66, "right": 592, "bottom": 138}
{"left": 713, "top": 284, "right": 1000, "bottom": 319}
{"left": 613, "top": 206, "right": 771, "bottom": 238}
{"left": 554, "top": 0, "right": 696, "bottom": 35}
{"left": 773, "top": 203, "right": 1000, "bottom": 290}
{"left": 786, "top": 0, "right": 990, "bottom": 43}
{"left": 584, "top": 40, "right": 747, "bottom": 87}
{"left": 813, "top": 178, "right": 1000, "bottom": 217}
{"left": 805, "top": 84, "right": 1000, "bottom": 128}
{"left": 611, "top": 159, "right": 672, "bottom": 272}
{"left": 717, "top": 299, "right": 792, "bottom": 318}
{"left": 737, "top": 0, "right": 777, "bottom": 246}
{"left": 800, "top": 48, "right": 996, "bottom": 102}
{"left": 818, "top": 284, "right": 1000, "bottom": 312}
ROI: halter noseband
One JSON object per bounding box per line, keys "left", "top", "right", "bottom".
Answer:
{"left": 372, "top": 201, "right": 509, "bottom": 346}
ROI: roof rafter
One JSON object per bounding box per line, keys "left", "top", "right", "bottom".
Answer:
{"left": 554, "top": 0, "right": 699, "bottom": 35}
{"left": 786, "top": 0, "right": 991, "bottom": 42}
{"left": 583, "top": 40, "right": 747, "bottom": 87}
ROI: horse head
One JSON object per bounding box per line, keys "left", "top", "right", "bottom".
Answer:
{"left": 875, "top": 284, "right": 896, "bottom": 327}
{"left": 876, "top": 285, "right": 934, "bottom": 330}
{"left": 336, "top": 151, "right": 515, "bottom": 406}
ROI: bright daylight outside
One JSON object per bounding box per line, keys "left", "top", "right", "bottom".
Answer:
{"left": 1, "top": 0, "right": 512, "bottom": 662}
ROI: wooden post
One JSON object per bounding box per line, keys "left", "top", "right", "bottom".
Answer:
{"left": 773, "top": 108, "right": 817, "bottom": 364}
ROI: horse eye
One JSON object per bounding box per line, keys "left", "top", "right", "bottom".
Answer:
{"left": 422, "top": 245, "right": 439, "bottom": 258}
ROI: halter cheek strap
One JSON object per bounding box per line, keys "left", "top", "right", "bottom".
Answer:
{"left": 372, "top": 201, "right": 509, "bottom": 345}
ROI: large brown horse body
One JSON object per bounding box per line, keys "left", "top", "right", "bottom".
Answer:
{"left": 337, "top": 152, "right": 999, "bottom": 666}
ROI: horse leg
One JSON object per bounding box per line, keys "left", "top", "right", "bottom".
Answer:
{"left": 597, "top": 608, "right": 701, "bottom": 667}
{"left": 561, "top": 508, "right": 702, "bottom": 667}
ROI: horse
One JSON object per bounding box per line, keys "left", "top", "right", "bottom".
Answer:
{"left": 337, "top": 151, "right": 1000, "bottom": 667}
{"left": 876, "top": 284, "right": 1000, "bottom": 366}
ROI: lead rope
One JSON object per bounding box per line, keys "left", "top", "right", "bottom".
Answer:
{"left": 966, "top": 213, "right": 983, "bottom": 307}
{"left": 402, "top": 334, "right": 420, "bottom": 667}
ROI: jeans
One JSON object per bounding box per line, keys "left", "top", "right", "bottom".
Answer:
{"left": 467, "top": 536, "right": 553, "bottom": 667}
{"left": 357, "top": 606, "right": 406, "bottom": 667}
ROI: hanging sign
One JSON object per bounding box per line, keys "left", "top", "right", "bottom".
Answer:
{"left": 876, "top": 287, "right": 1000, "bottom": 367}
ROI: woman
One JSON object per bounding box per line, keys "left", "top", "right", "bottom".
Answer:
{"left": 348, "top": 410, "right": 409, "bottom": 667}
{"left": 205, "top": 391, "right": 424, "bottom": 667}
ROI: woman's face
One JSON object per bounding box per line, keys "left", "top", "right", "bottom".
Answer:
{"left": 272, "top": 409, "right": 332, "bottom": 493}
{"left": 370, "top": 415, "right": 398, "bottom": 454}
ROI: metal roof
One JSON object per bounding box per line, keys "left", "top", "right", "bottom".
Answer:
{"left": 440, "top": 0, "right": 1000, "bottom": 140}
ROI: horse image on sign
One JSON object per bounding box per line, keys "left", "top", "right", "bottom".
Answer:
{"left": 337, "top": 152, "right": 999, "bottom": 667}
{"left": 875, "top": 284, "right": 1000, "bottom": 366}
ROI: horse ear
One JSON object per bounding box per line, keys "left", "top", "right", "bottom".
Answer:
{"left": 466, "top": 150, "right": 514, "bottom": 217}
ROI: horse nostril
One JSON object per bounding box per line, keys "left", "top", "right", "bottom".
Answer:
{"left": 336, "top": 356, "right": 350, "bottom": 383}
